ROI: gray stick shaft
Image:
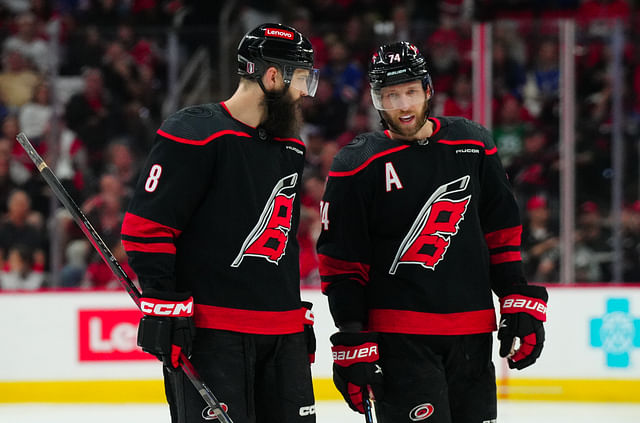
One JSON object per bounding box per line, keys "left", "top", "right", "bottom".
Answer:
{"left": 364, "top": 397, "right": 375, "bottom": 423}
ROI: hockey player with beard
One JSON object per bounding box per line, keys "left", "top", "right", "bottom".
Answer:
{"left": 317, "top": 42, "right": 549, "bottom": 423}
{"left": 121, "top": 23, "right": 319, "bottom": 423}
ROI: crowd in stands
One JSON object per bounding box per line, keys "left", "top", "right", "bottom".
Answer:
{"left": 0, "top": 0, "right": 640, "bottom": 291}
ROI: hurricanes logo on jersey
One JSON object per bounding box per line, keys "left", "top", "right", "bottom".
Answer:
{"left": 232, "top": 173, "right": 297, "bottom": 267}
{"left": 389, "top": 176, "right": 471, "bottom": 274}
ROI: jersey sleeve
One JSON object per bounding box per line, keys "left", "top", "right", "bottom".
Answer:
{"left": 316, "top": 154, "right": 373, "bottom": 328}
{"left": 477, "top": 129, "right": 528, "bottom": 296}
{"left": 121, "top": 117, "right": 216, "bottom": 293}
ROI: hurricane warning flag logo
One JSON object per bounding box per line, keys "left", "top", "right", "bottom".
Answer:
{"left": 232, "top": 173, "right": 297, "bottom": 267}
{"left": 390, "top": 176, "right": 470, "bottom": 274}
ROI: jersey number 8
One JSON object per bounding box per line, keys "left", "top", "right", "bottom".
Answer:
{"left": 144, "top": 164, "right": 163, "bottom": 192}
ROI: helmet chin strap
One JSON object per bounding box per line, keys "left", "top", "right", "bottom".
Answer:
{"left": 257, "top": 77, "right": 290, "bottom": 100}
{"left": 378, "top": 111, "right": 389, "bottom": 130}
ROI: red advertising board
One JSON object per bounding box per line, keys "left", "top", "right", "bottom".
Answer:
{"left": 78, "top": 309, "right": 154, "bottom": 361}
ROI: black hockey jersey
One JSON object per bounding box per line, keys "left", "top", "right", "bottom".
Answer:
{"left": 122, "top": 102, "right": 309, "bottom": 335}
{"left": 317, "top": 116, "right": 526, "bottom": 335}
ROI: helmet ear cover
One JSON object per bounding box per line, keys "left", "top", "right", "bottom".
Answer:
{"left": 239, "top": 56, "right": 281, "bottom": 81}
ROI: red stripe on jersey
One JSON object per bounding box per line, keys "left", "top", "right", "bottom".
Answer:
{"left": 484, "top": 226, "right": 522, "bottom": 249}
{"left": 157, "top": 128, "right": 251, "bottom": 145}
{"left": 194, "top": 304, "right": 306, "bottom": 334}
{"left": 328, "top": 145, "right": 410, "bottom": 177}
{"left": 220, "top": 101, "right": 257, "bottom": 128}
{"left": 437, "top": 139, "right": 485, "bottom": 147}
{"left": 274, "top": 136, "right": 305, "bottom": 147}
{"left": 318, "top": 254, "right": 370, "bottom": 287}
{"left": 490, "top": 251, "right": 522, "bottom": 264}
{"left": 121, "top": 212, "right": 182, "bottom": 239}
{"left": 368, "top": 308, "right": 497, "bottom": 335}
{"left": 437, "top": 139, "right": 498, "bottom": 155}
{"left": 430, "top": 117, "right": 442, "bottom": 135}
{"left": 121, "top": 239, "right": 177, "bottom": 254}
{"left": 220, "top": 101, "right": 232, "bottom": 114}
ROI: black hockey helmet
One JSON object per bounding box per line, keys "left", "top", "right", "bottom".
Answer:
{"left": 237, "top": 23, "right": 319, "bottom": 96}
{"left": 368, "top": 42, "right": 433, "bottom": 110}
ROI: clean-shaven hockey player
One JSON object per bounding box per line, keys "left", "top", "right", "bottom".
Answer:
{"left": 317, "top": 42, "right": 548, "bottom": 423}
{"left": 121, "top": 23, "right": 319, "bottom": 423}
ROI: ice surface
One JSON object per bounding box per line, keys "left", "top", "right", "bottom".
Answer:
{"left": 1, "top": 400, "right": 639, "bottom": 422}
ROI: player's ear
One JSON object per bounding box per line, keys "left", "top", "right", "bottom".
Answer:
{"left": 263, "top": 66, "right": 281, "bottom": 90}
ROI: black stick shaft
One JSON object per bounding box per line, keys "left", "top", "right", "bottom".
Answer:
{"left": 17, "top": 132, "right": 233, "bottom": 423}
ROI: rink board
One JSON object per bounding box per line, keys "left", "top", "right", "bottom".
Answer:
{"left": 1, "top": 286, "right": 640, "bottom": 402}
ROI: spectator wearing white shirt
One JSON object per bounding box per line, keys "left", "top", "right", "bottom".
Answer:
{"left": 3, "top": 12, "right": 50, "bottom": 73}
{"left": 18, "top": 80, "right": 52, "bottom": 143}
{"left": 0, "top": 245, "right": 45, "bottom": 290}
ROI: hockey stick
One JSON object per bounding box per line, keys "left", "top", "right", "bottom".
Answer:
{"left": 364, "top": 386, "right": 375, "bottom": 423}
{"left": 16, "top": 132, "right": 234, "bottom": 423}
{"left": 363, "top": 397, "right": 374, "bottom": 423}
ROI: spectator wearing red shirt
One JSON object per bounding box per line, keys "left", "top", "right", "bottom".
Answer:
{"left": 442, "top": 73, "right": 472, "bottom": 120}
{"left": 82, "top": 240, "right": 136, "bottom": 289}
{"left": 290, "top": 7, "right": 329, "bottom": 69}
{"left": 577, "top": 0, "right": 631, "bottom": 37}
{"left": 425, "top": 14, "right": 464, "bottom": 94}
{"left": 298, "top": 171, "right": 325, "bottom": 287}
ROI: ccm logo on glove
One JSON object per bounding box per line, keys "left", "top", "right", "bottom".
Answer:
{"left": 332, "top": 343, "right": 379, "bottom": 366}
{"left": 500, "top": 295, "right": 546, "bottom": 321}
{"left": 140, "top": 297, "right": 194, "bottom": 317}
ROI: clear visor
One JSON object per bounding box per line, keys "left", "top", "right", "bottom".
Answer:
{"left": 371, "top": 81, "right": 427, "bottom": 111}
{"left": 289, "top": 68, "right": 320, "bottom": 97}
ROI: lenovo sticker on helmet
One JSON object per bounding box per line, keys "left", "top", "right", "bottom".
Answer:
{"left": 265, "top": 28, "right": 294, "bottom": 40}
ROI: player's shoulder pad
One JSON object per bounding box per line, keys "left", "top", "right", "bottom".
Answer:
{"left": 331, "top": 131, "right": 395, "bottom": 174}
{"left": 158, "top": 103, "right": 232, "bottom": 143}
{"left": 438, "top": 116, "right": 496, "bottom": 150}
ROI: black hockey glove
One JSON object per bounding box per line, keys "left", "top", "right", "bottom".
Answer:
{"left": 330, "top": 331, "right": 383, "bottom": 414}
{"left": 498, "top": 285, "right": 548, "bottom": 370}
{"left": 302, "top": 301, "right": 316, "bottom": 363}
{"left": 137, "top": 289, "right": 196, "bottom": 370}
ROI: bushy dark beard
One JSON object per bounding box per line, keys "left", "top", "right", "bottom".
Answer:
{"left": 260, "top": 89, "right": 303, "bottom": 138}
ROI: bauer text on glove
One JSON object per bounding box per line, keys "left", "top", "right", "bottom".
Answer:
{"left": 498, "top": 285, "right": 548, "bottom": 370}
{"left": 330, "top": 331, "right": 384, "bottom": 414}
